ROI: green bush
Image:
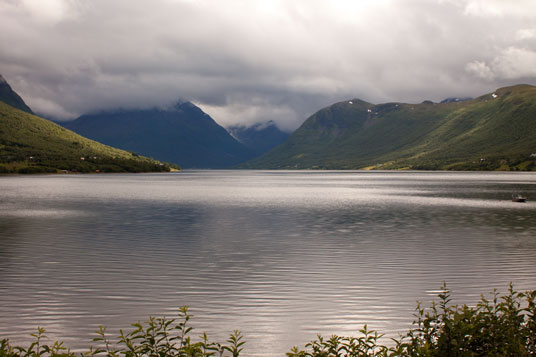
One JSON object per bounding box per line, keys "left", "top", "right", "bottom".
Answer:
{"left": 1, "top": 285, "right": 535, "bottom": 356}
{"left": 0, "top": 307, "right": 244, "bottom": 357}
{"left": 288, "top": 283, "right": 536, "bottom": 357}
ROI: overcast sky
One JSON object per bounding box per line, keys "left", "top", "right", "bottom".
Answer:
{"left": 1, "top": 0, "right": 536, "bottom": 130}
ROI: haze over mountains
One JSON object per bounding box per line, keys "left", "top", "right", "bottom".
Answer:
{"left": 0, "top": 74, "right": 33, "bottom": 114}
{"left": 228, "top": 121, "right": 290, "bottom": 156}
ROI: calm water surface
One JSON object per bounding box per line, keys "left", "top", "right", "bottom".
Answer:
{"left": 1, "top": 171, "right": 536, "bottom": 356}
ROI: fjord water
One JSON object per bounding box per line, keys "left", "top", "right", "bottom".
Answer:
{"left": 1, "top": 171, "right": 535, "bottom": 356}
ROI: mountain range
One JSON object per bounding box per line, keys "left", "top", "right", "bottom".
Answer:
{"left": 1, "top": 74, "right": 288, "bottom": 170}
{"left": 241, "top": 84, "right": 536, "bottom": 171}
{"left": 2, "top": 72, "right": 535, "bottom": 172}
{"left": 61, "top": 103, "right": 258, "bottom": 168}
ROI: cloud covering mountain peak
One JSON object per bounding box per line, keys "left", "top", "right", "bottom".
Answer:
{"left": 1, "top": 0, "right": 535, "bottom": 130}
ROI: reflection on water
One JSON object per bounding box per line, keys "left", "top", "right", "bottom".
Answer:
{"left": 1, "top": 171, "right": 536, "bottom": 356}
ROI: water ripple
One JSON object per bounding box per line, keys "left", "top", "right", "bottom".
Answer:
{"left": 0, "top": 171, "right": 535, "bottom": 356}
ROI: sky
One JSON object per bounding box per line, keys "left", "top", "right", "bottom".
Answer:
{"left": 1, "top": 0, "right": 536, "bottom": 131}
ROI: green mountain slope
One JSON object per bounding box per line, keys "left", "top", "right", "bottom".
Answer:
{"left": 242, "top": 85, "right": 536, "bottom": 171}
{"left": 0, "top": 101, "right": 173, "bottom": 173}
{"left": 0, "top": 74, "right": 33, "bottom": 114}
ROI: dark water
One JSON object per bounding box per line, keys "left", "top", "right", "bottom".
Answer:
{"left": 1, "top": 171, "right": 535, "bottom": 356}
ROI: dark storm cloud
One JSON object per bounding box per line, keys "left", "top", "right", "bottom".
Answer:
{"left": 1, "top": 0, "right": 536, "bottom": 130}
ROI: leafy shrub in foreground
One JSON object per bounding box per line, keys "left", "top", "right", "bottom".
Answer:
{"left": 0, "top": 307, "right": 243, "bottom": 357}
{"left": 1, "top": 285, "right": 535, "bottom": 356}
{"left": 288, "top": 283, "right": 536, "bottom": 356}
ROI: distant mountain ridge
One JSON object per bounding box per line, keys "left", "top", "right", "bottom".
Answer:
{"left": 440, "top": 97, "right": 473, "bottom": 103}
{"left": 227, "top": 121, "right": 290, "bottom": 156}
{"left": 62, "top": 102, "right": 256, "bottom": 168}
{"left": 241, "top": 84, "right": 536, "bottom": 171}
{"left": 0, "top": 74, "right": 33, "bottom": 114}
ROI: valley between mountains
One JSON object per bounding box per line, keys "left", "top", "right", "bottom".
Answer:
{"left": 1, "top": 73, "right": 535, "bottom": 173}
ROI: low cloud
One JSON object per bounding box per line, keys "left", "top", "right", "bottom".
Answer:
{"left": 515, "top": 28, "right": 536, "bottom": 41}
{"left": 465, "top": 61, "right": 495, "bottom": 81}
{"left": 493, "top": 47, "right": 536, "bottom": 79}
{"left": 1, "top": 0, "right": 536, "bottom": 130}
{"left": 466, "top": 47, "right": 536, "bottom": 82}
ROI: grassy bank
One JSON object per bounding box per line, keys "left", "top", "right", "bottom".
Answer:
{"left": 1, "top": 284, "right": 535, "bottom": 356}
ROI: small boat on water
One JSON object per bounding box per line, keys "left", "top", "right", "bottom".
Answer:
{"left": 512, "top": 194, "right": 527, "bottom": 203}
